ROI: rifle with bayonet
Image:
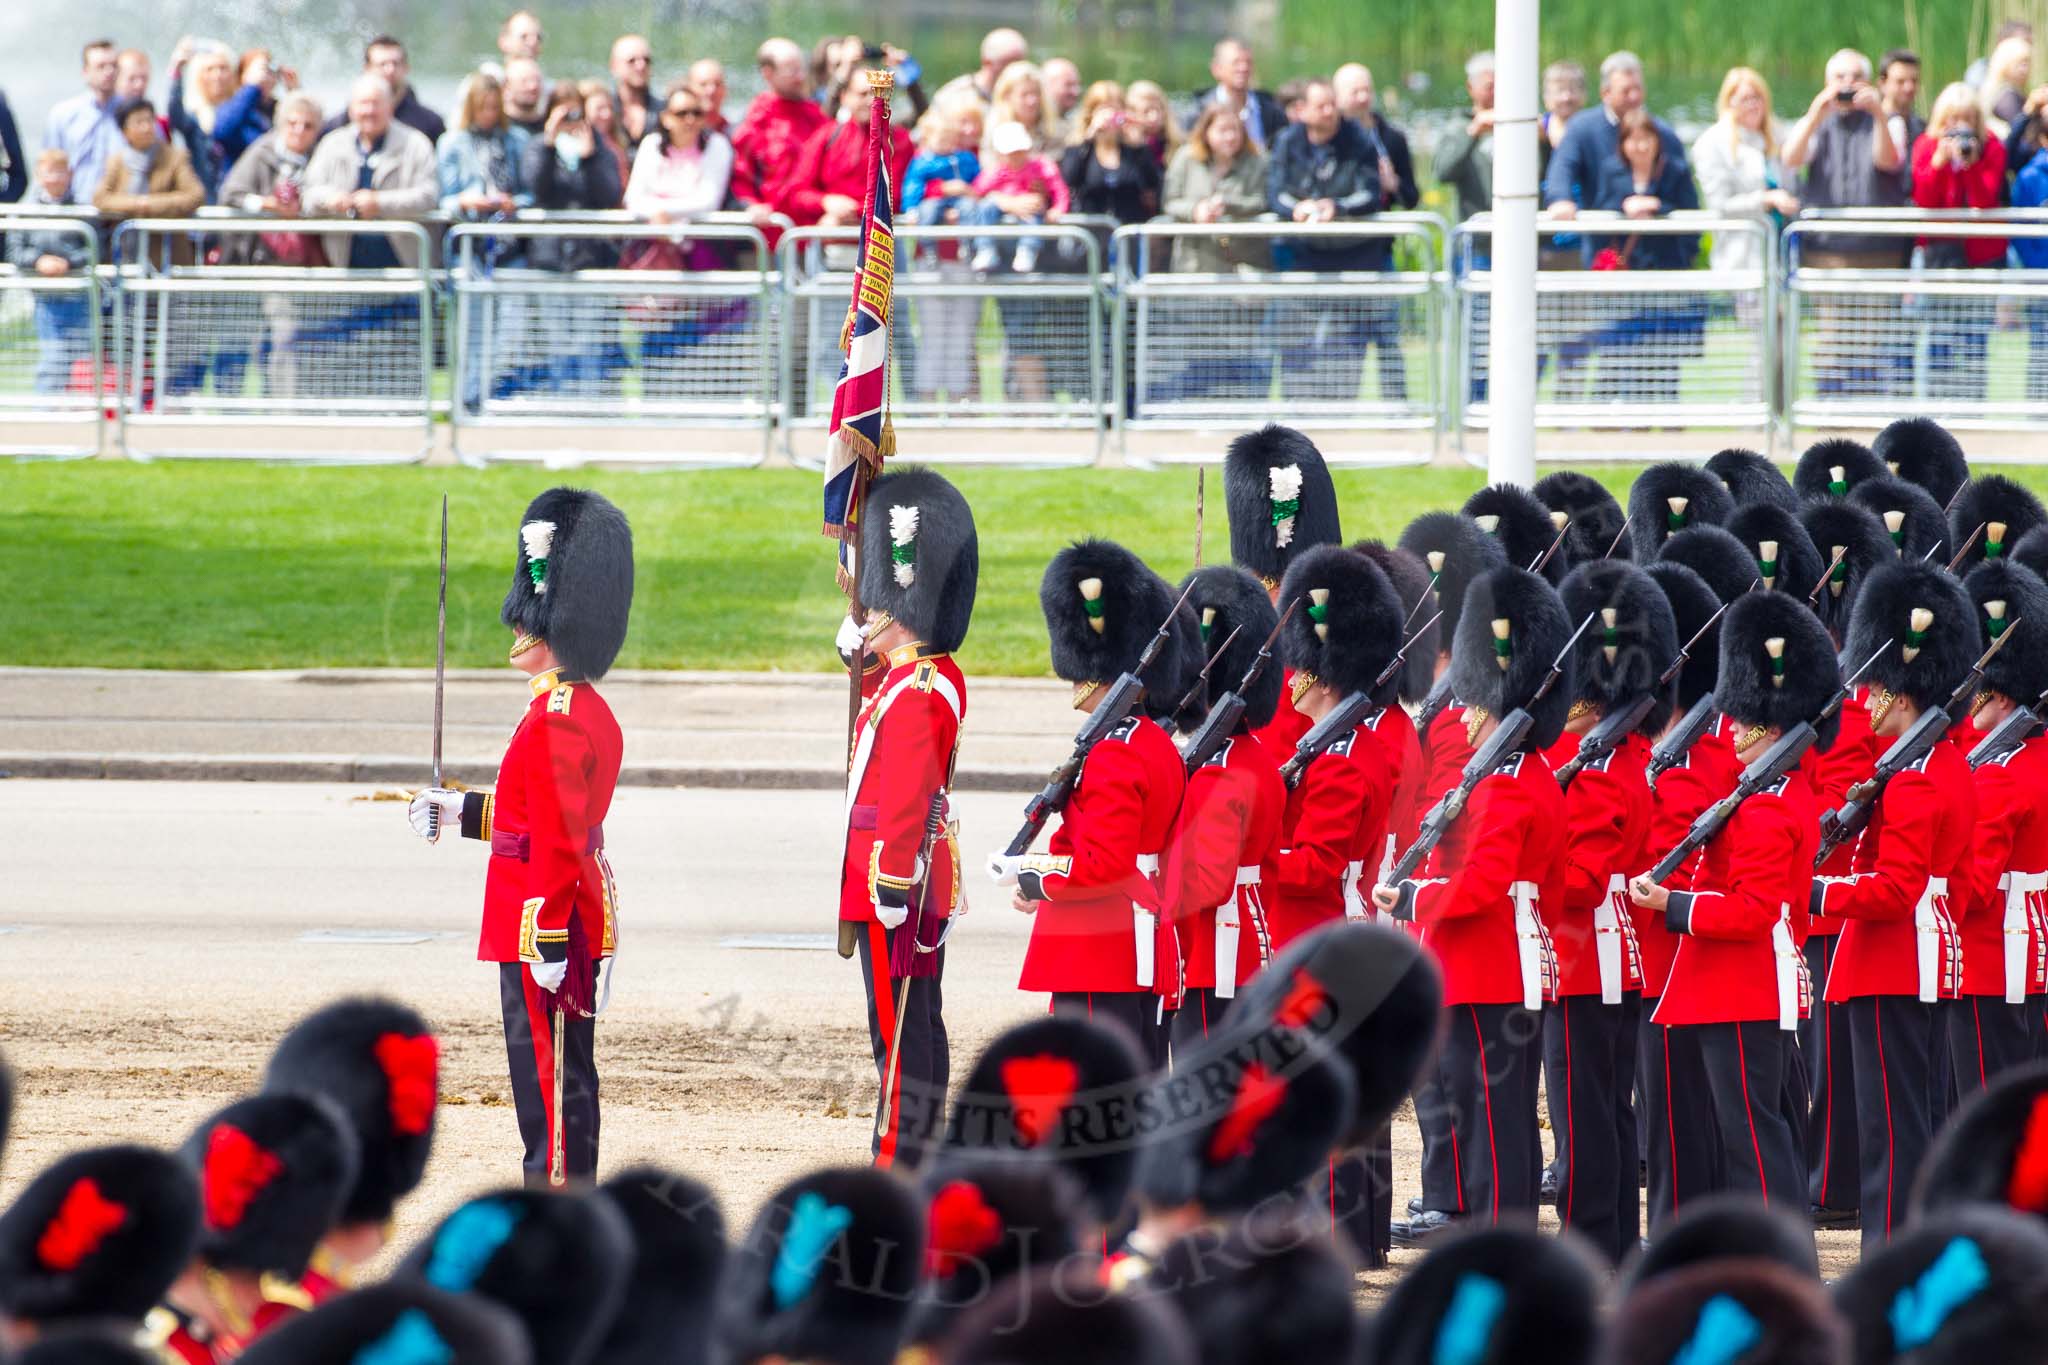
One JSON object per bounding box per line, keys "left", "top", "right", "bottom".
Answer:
{"left": 1180, "top": 600, "right": 1301, "bottom": 775}
{"left": 1642, "top": 638, "right": 1892, "bottom": 884}
{"left": 1003, "top": 584, "right": 1198, "bottom": 858}
{"left": 1815, "top": 622, "right": 2021, "bottom": 866}
{"left": 1969, "top": 682, "right": 2048, "bottom": 769}
{"left": 1278, "top": 608, "right": 1444, "bottom": 788}
{"left": 1383, "top": 610, "right": 1598, "bottom": 892}
{"left": 1417, "top": 529, "right": 1567, "bottom": 736}
{"left": 1559, "top": 598, "right": 1731, "bottom": 789}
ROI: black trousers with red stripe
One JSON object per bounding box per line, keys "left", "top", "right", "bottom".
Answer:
{"left": 1689, "top": 1020, "right": 1806, "bottom": 1210}
{"left": 1328, "top": 1136, "right": 1393, "bottom": 1267}
{"left": 1548, "top": 993, "right": 1642, "bottom": 1263}
{"left": 1844, "top": 994, "right": 1937, "bottom": 1254}
{"left": 1434, "top": 1003, "right": 1543, "bottom": 1223}
{"left": 1944, "top": 996, "right": 2036, "bottom": 1094}
{"left": 1639, "top": 1006, "right": 1722, "bottom": 1229}
{"left": 1802, "top": 935, "right": 1860, "bottom": 1212}
{"left": 857, "top": 921, "right": 948, "bottom": 1170}
{"left": 1168, "top": 987, "right": 1236, "bottom": 1056}
{"left": 499, "top": 963, "right": 598, "bottom": 1186}
{"left": 1051, "top": 991, "right": 1167, "bottom": 1073}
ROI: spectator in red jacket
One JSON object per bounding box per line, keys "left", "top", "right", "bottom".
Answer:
{"left": 1912, "top": 82, "right": 2008, "bottom": 399}
{"left": 778, "top": 68, "right": 911, "bottom": 227}
{"left": 729, "top": 36, "right": 827, "bottom": 223}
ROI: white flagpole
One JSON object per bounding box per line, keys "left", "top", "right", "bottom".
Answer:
{"left": 1488, "top": 0, "right": 1541, "bottom": 488}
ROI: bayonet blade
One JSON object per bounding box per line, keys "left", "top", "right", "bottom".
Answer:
{"left": 433, "top": 494, "right": 447, "bottom": 790}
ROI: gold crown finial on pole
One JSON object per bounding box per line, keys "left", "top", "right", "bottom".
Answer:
{"left": 865, "top": 68, "right": 896, "bottom": 94}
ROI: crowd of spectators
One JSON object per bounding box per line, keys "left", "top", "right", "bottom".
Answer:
{"left": 5, "top": 16, "right": 2048, "bottom": 406}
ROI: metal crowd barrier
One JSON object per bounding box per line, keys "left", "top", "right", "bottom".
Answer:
{"left": 109, "top": 219, "right": 435, "bottom": 462}
{"left": 777, "top": 221, "right": 1107, "bottom": 467}
{"left": 1113, "top": 215, "right": 1448, "bottom": 467}
{"left": 0, "top": 216, "right": 102, "bottom": 458}
{"left": 1452, "top": 213, "right": 1775, "bottom": 463}
{"left": 446, "top": 221, "right": 777, "bottom": 467}
{"left": 1784, "top": 213, "right": 2048, "bottom": 447}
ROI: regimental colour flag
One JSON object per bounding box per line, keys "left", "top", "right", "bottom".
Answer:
{"left": 822, "top": 111, "right": 897, "bottom": 584}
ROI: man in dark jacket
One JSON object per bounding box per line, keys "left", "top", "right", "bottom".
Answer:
{"left": 1197, "top": 38, "right": 1286, "bottom": 153}
{"left": 1268, "top": 80, "right": 1404, "bottom": 404}
{"left": 1540, "top": 50, "right": 1687, "bottom": 219}
{"left": 1334, "top": 63, "right": 1418, "bottom": 210}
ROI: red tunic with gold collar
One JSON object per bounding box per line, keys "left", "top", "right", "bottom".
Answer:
{"left": 1803, "top": 689, "right": 1877, "bottom": 936}
{"left": 460, "top": 668, "right": 622, "bottom": 965}
{"left": 839, "top": 643, "right": 966, "bottom": 925}
{"left": 1961, "top": 733, "right": 2048, "bottom": 999}
{"left": 1162, "top": 733, "right": 1284, "bottom": 992}
{"left": 1366, "top": 703, "right": 1424, "bottom": 879}
{"left": 1541, "top": 729, "right": 1651, "bottom": 999}
{"left": 1642, "top": 724, "right": 1741, "bottom": 996}
{"left": 1262, "top": 721, "right": 1392, "bottom": 949}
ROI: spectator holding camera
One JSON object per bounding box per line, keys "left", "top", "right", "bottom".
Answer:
{"left": 1913, "top": 82, "right": 2008, "bottom": 400}
{"left": 1060, "top": 80, "right": 1163, "bottom": 228}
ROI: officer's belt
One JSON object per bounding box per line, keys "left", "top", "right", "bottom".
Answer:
{"left": 847, "top": 801, "right": 951, "bottom": 831}
{"left": 490, "top": 824, "right": 605, "bottom": 861}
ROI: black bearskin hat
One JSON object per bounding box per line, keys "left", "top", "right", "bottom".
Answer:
{"left": 1799, "top": 500, "right": 1896, "bottom": 642}
{"left": 1846, "top": 560, "right": 1977, "bottom": 714}
{"left": 1646, "top": 562, "right": 1724, "bottom": 710}
{"left": 1352, "top": 540, "right": 1441, "bottom": 704}
{"left": 1705, "top": 447, "right": 1800, "bottom": 512}
{"left": 1873, "top": 416, "right": 1971, "bottom": 508}
{"left": 594, "top": 1167, "right": 728, "bottom": 1365}
{"left": 0, "top": 1146, "right": 201, "bottom": 1327}
{"left": 1449, "top": 566, "right": 1579, "bottom": 751}
{"left": 719, "top": 1167, "right": 925, "bottom": 1365}
{"left": 858, "top": 468, "right": 978, "bottom": 654}
{"left": 12, "top": 1329, "right": 164, "bottom": 1365}
{"left": 1399, "top": 511, "right": 1509, "bottom": 650}
{"left": 1913, "top": 1061, "right": 2048, "bottom": 1223}
{"left": 1603, "top": 1259, "right": 1847, "bottom": 1365}
{"left": 262, "top": 997, "right": 437, "bottom": 1226}
{"left": 1132, "top": 1022, "right": 1355, "bottom": 1216}
{"left": 946, "top": 1263, "right": 1196, "bottom": 1365}
{"left": 1835, "top": 1206, "right": 2048, "bottom": 1365}
{"left": 1849, "top": 475, "right": 1949, "bottom": 563}
{"left": 944, "top": 1015, "right": 1148, "bottom": 1226}
{"left": 1717, "top": 590, "right": 1845, "bottom": 750}
{"left": 1041, "top": 539, "right": 1197, "bottom": 723}
{"left": 1231, "top": 920, "right": 1445, "bottom": 1150}
{"left": 1464, "top": 483, "right": 1566, "bottom": 585}
{"left": 1951, "top": 474, "right": 2048, "bottom": 575}
{"left": 1561, "top": 560, "right": 1678, "bottom": 737}
{"left": 1793, "top": 436, "right": 1885, "bottom": 500}
{"left": 1534, "top": 470, "right": 1629, "bottom": 569}
{"left": 182, "top": 1093, "right": 360, "bottom": 1279}
{"left": 400, "top": 1188, "right": 632, "bottom": 1365}
{"left": 2014, "top": 525, "right": 2048, "bottom": 583}
{"left": 1657, "top": 525, "right": 1757, "bottom": 609}
{"left": 1628, "top": 462, "right": 1735, "bottom": 562}
{"left": 1173, "top": 565, "right": 1282, "bottom": 733}
{"left": 1623, "top": 1193, "right": 1822, "bottom": 1289}
{"left": 1277, "top": 546, "right": 1405, "bottom": 699}
{"left": 1963, "top": 561, "right": 2048, "bottom": 708}
{"left": 1366, "top": 1226, "right": 1605, "bottom": 1365}
{"left": 1727, "top": 502, "right": 1824, "bottom": 600}
{"left": 909, "top": 1157, "right": 1088, "bottom": 1347}
{"left": 236, "top": 1281, "right": 533, "bottom": 1365}
{"left": 501, "top": 487, "right": 634, "bottom": 680}
{"left": 1147, "top": 1210, "right": 1361, "bottom": 1365}
{"left": 1224, "top": 424, "right": 1342, "bottom": 587}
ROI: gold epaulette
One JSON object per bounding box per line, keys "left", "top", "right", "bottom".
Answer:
{"left": 548, "top": 682, "right": 574, "bottom": 715}
{"left": 259, "top": 1273, "right": 315, "bottom": 1313}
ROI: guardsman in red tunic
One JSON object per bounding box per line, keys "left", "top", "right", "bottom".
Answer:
{"left": 1539, "top": 560, "right": 1671, "bottom": 1263}
{"left": 1162, "top": 566, "right": 1285, "bottom": 1048}
{"left": 993, "top": 539, "right": 1193, "bottom": 1070}
{"left": 1351, "top": 541, "right": 1440, "bottom": 880}
{"left": 1223, "top": 424, "right": 1343, "bottom": 758}
{"left": 1375, "top": 564, "right": 1573, "bottom": 1232}
{"left": 1390, "top": 510, "right": 1507, "bottom": 1236}
{"left": 149, "top": 1094, "right": 359, "bottom": 1360}
{"left": 837, "top": 467, "right": 975, "bottom": 1170}
{"left": 408, "top": 488, "right": 630, "bottom": 1187}
{"left": 1796, "top": 497, "right": 1893, "bottom": 1227}
{"left": 1814, "top": 559, "right": 1979, "bottom": 1252}
{"left": 1954, "top": 559, "right": 2048, "bottom": 1084}
{"left": 1633, "top": 590, "right": 1833, "bottom": 1219}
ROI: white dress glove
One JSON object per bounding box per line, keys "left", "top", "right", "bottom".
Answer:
{"left": 528, "top": 959, "right": 568, "bottom": 993}
{"left": 835, "top": 614, "right": 867, "bottom": 654}
{"left": 874, "top": 903, "right": 909, "bottom": 930}
{"left": 408, "top": 788, "right": 464, "bottom": 842}
{"left": 987, "top": 852, "right": 1024, "bottom": 886}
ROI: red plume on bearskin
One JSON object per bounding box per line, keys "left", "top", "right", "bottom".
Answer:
{"left": 35, "top": 1178, "right": 130, "bottom": 1272}
{"left": 925, "top": 1180, "right": 1005, "bottom": 1277}
{"left": 2006, "top": 1093, "right": 2048, "bottom": 1214}
{"left": 1274, "top": 973, "right": 1329, "bottom": 1030}
{"left": 202, "top": 1123, "right": 285, "bottom": 1231}
{"left": 374, "top": 1033, "right": 440, "bottom": 1138}
{"left": 1207, "top": 1064, "right": 1287, "bottom": 1164}
{"left": 999, "top": 1055, "right": 1079, "bottom": 1148}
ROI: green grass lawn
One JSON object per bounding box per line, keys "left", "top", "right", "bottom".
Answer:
{"left": 10, "top": 459, "right": 2048, "bottom": 676}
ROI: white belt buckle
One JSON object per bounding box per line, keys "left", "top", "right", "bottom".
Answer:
{"left": 1595, "top": 873, "right": 1625, "bottom": 1005}
{"left": 1772, "top": 908, "right": 1803, "bottom": 1031}
{"left": 1913, "top": 875, "right": 1952, "bottom": 1004}
{"left": 1511, "top": 880, "right": 1549, "bottom": 1011}
{"left": 1134, "top": 853, "right": 1162, "bottom": 990}
{"left": 1343, "top": 859, "right": 1368, "bottom": 922}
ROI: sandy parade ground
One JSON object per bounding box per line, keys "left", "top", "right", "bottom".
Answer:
{"left": 0, "top": 775, "right": 1863, "bottom": 1296}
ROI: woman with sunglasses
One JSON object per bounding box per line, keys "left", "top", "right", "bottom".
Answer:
{"left": 623, "top": 81, "right": 733, "bottom": 225}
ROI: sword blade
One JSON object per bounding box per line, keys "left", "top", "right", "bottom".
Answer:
{"left": 434, "top": 495, "right": 448, "bottom": 789}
